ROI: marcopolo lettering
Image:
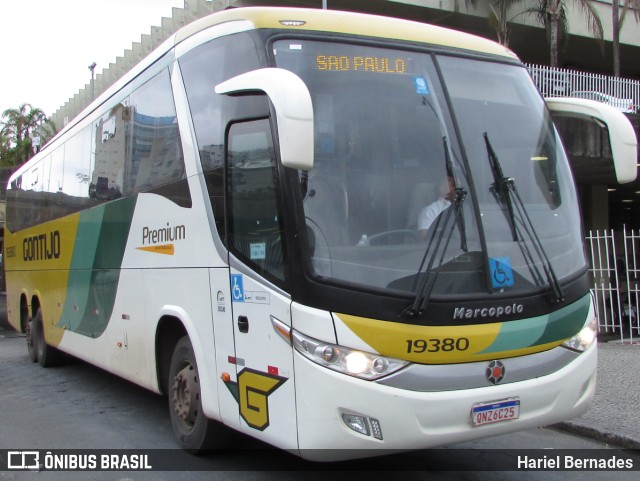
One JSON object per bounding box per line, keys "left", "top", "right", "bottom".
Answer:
{"left": 23, "top": 231, "right": 61, "bottom": 261}
{"left": 142, "top": 223, "right": 186, "bottom": 245}
{"left": 453, "top": 303, "right": 524, "bottom": 320}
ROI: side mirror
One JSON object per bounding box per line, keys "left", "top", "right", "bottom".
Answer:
{"left": 215, "top": 68, "right": 314, "bottom": 171}
{"left": 546, "top": 97, "right": 637, "bottom": 184}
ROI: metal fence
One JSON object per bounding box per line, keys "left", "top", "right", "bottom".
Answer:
{"left": 527, "top": 64, "right": 640, "bottom": 113}
{"left": 586, "top": 227, "right": 640, "bottom": 343}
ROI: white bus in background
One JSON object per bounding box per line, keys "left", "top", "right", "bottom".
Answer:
{"left": 4, "top": 7, "right": 637, "bottom": 461}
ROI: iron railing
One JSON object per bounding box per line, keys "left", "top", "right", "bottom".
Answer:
{"left": 527, "top": 64, "right": 640, "bottom": 113}
{"left": 586, "top": 227, "right": 640, "bottom": 343}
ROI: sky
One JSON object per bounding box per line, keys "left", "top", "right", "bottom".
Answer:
{"left": 0, "top": 0, "right": 189, "bottom": 117}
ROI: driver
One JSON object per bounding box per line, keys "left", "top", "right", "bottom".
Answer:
{"left": 417, "top": 175, "right": 456, "bottom": 239}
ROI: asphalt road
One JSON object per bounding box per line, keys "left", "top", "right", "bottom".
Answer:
{"left": 1, "top": 323, "right": 639, "bottom": 480}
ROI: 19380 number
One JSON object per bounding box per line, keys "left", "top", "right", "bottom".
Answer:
{"left": 406, "top": 337, "right": 470, "bottom": 353}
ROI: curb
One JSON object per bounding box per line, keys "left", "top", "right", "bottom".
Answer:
{"left": 553, "top": 421, "right": 640, "bottom": 450}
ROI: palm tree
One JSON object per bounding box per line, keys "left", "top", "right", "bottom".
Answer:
{"left": 612, "top": 1, "right": 640, "bottom": 77}
{"left": 0, "top": 103, "right": 54, "bottom": 166}
{"left": 464, "top": 0, "right": 532, "bottom": 46}
{"left": 534, "top": 0, "right": 603, "bottom": 68}
{"left": 0, "top": 131, "right": 12, "bottom": 166}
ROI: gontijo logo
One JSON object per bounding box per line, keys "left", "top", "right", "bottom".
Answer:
{"left": 223, "top": 368, "right": 287, "bottom": 431}
{"left": 23, "top": 230, "right": 61, "bottom": 261}
{"left": 136, "top": 222, "right": 185, "bottom": 256}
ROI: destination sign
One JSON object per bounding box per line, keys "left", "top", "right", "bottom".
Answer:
{"left": 316, "top": 55, "right": 406, "bottom": 74}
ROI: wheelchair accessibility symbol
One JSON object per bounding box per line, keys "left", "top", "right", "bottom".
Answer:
{"left": 231, "top": 274, "right": 245, "bottom": 302}
{"left": 489, "top": 257, "right": 514, "bottom": 289}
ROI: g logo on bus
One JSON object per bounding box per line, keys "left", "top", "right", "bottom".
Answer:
{"left": 224, "top": 368, "right": 287, "bottom": 431}
{"left": 486, "top": 360, "right": 506, "bottom": 385}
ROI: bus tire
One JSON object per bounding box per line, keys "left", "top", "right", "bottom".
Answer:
{"left": 33, "top": 308, "right": 62, "bottom": 368}
{"left": 169, "top": 335, "right": 228, "bottom": 453}
{"left": 26, "top": 318, "right": 38, "bottom": 363}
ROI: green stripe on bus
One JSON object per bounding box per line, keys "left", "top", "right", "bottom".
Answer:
{"left": 478, "top": 294, "right": 590, "bottom": 354}
{"left": 57, "top": 197, "right": 137, "bottom": 337}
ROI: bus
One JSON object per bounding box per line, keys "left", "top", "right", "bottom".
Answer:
{"left": 4, "top": 7, "right": 637, "bottom": 460}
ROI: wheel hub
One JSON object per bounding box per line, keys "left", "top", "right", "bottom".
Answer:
{"left": 171, "top": 363, "right": 198, "bottom": 427}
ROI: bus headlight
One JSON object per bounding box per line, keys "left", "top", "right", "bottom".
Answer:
{"left": 562, "top": 318, "right": 598, "bottom": 352}
{"left": 292, "top": 330, "right": 409, "bottom": 380}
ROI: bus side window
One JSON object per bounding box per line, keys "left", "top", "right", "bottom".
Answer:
{"left": 125, "top": 68, "right": 186, "bottom": 196}
{"left": 58, "top": 125, "right": 93, "bottom": 215}
{"left": 21, "top": 162, "right": 44, "bottom": 229}
{"left": 226, "top": 119, "right": 286, "bottom": 283}
{"left": 92, "top": 105, "right": 127, "bottom": 201}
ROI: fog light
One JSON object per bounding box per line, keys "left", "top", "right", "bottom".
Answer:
{"left": 342, "top": 414, "right": 369, "bottom": 436}
{"left": 370, "top": 418, "right": 383, "bottom": 440}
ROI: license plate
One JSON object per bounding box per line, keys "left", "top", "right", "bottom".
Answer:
{"left": 471, "top": 398, "right": 520, "bottom": 427}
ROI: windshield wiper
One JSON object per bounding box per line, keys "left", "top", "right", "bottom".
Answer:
{"left": 484, "top": 133, "right": 519, "bottom": 242}
{"left": 483, "top": 133, "right": 564, "bottom": 303}
{"left": 404, "top": 186, "right": 467, "bottom": 318}
{"left": 444, "top": 136, "right": 468, "bottom": 252}
{"left": 403, "top": 137, "right": 468, "bottom": 318}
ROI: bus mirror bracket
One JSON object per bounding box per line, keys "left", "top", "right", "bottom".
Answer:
{"left": 215, "top": 68, "right": 314, "bottom": 171}
{"left": 546, "top": 97, "right": 638, "bottom": 184}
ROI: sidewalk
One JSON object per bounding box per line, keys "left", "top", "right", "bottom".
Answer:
{"left": 1, "top": 293, "right": 638, "bottom": 449}
{"left": 554, "top": 338, "right": 640, "bottom": 449}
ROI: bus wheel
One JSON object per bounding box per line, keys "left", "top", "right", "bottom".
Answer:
{"left": 33, "top": 308, "right": 62, "bottom": 368}
{"left": 26, "top": 318, "right": 38, "bottom": 363}
{"left": 169, "top": 336, "right": 228, "bottom": 453}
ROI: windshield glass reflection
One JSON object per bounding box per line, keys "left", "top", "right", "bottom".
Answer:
{"left": 274, "top": 40, "right": 585, "bottom": 299}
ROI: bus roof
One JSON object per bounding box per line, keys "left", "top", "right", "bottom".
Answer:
{"left": 177, "top": 6, "right": 519, "bottom": 61}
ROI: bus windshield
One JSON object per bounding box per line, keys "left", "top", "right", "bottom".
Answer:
{"left": 273, "top": 39, "right": 585, "bottom": 299}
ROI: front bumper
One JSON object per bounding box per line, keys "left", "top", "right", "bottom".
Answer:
{"left": 293, "top": 343, "right": 596, "bottom": 461}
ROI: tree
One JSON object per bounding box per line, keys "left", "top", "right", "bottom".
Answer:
{"left": 465, "top": 0, "right": 533, "bottom": 47}
{"left": 0, "top": 131, "right": 12, "bottom": 165}
{"left": 0, "top": 103, "right": 56, "bottom": 167}
{"left": 534, "top": 0, "right": 603, "bottom": 67}
{"left": 611, "top": 0, "right": 640, "bottom": 77}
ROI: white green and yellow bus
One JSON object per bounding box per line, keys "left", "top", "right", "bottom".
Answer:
{"left": 4, "top": 7, "right": 637, "bottom": 460}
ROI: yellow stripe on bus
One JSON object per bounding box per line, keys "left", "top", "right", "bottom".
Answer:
{"left": 136, "top": 244, "right": 175, "bottom": 255}
{"left": 4, "top": 214, "right": 82, "bottom": 345}
{"left": 177, "top": 7, "right": 518, "bottom": 61}
{"left": 335, "top": 313, "right": 564, "bottom": 364}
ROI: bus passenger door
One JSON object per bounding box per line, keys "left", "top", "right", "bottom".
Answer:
{"left": 223, "top": 118, "right": 298, "bottom": 450}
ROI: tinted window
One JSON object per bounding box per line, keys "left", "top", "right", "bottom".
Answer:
{"left": 126, "top": 69, "right": 185, "bottom": 195}
{"left": 179, "top": 32, "right": 265, "bottom": 241}
{"left": 92, "top": 104, "right": 127, "bottom": 201}
{"left": 6, "top": 61, "right": 186, "bottom": 233}
{"left": 59, "top": 126, "right": 93, "bottom": 215}
{"left": 227, "top": 119, "right": 286, "bottom": 282}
